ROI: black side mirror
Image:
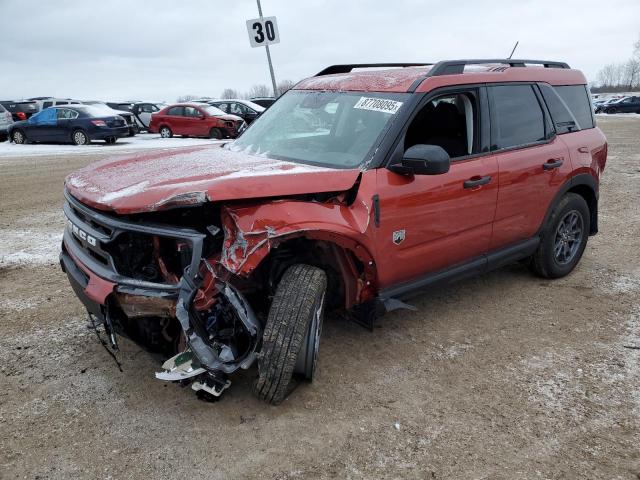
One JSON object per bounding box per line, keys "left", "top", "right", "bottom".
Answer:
{"left": 388, "top": 144, "right": 450, "bottom": 176}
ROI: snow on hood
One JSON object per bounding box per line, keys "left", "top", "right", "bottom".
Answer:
{"left": 65, "top": 144, "right": 361, "bottom": 214}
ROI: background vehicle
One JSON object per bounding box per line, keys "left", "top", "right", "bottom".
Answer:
{"left": 250, "top": 97, "right": 276, "bottom": 108}
{"left": 31, "top": 98, "right": 82, "bottom": 111}
{"left": 130, "top": 102, "right": 165, "bottom": 131}
{"left": 148, "top": 102, "right": 244, "bottom": 139}
{"left": 206, "top": 99, "right": 265, "bottom": 124}
{"left": 599, "top": 95, "right": 640, "bottom": 113}
{"left": 83, "top": 101, "right": 138, "bottom": 136}
{"left": 62, "top": 59, "right": 606, "bottom": 405}
{"left": 0, "top": 100, "right": 39, "bottom": 121}
{"left": 0, "top": 103, "right": 14, "bottom": 141}
{"left": 9, "top": 105, "right": 129, "bottom": 145}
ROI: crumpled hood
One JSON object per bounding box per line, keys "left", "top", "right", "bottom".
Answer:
{"left": 65, "top": 144, "right": 361, "bottom": 214}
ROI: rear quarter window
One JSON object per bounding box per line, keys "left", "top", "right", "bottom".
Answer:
{"left": 554, "top": 85, "right": 594, "bottom": 130}
{"left": 539, "top": 84, "right": 579, "bottom": 134}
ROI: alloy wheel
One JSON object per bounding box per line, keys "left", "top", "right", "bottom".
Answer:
{"left": 554, "top": 210, "right": 583, "bottom": 265}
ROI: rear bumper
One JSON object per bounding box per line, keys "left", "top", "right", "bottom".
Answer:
{"left": 88, "top": 125, "right": 130, "bottom": 140}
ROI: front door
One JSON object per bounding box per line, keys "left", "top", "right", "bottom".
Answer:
{"left": 374, "top": 88, "right": 498, "bottom": 288}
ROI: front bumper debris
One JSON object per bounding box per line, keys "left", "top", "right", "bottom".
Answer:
{"left": 61, "top": 190, "right": 262, "bottom": 396}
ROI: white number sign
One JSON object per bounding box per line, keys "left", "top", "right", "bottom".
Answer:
{"left": 246, "top": 16, "right": 280, "bottom": 48}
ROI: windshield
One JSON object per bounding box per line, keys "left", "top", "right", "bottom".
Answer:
{"left": 229, "top": 90, "right": 408, "bottom": 168}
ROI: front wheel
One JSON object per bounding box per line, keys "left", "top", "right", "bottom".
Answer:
{"left": 253, "top": 264, "right": 327, "bottom": 405}
{"left": 529, "top": 193, "right": 590, "bottom": 278}
{"left": 72, "top": 129, "right": 90, "bottom": 145}
{"left": 159, "top": 126, "right": 173, "bottom": 138}
{"left": 209, "top": 128, "right": 222, "bottom": 140}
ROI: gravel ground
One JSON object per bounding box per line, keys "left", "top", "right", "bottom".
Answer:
{"left": 0, "top": 117, "right": 638, "bottom": 479}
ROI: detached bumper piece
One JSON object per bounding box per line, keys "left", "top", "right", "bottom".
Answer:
{"left": 61, "top": 190, "right": 261, "bottom": 399}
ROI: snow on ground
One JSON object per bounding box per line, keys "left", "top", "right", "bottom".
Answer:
{"left": 0, "top": 230, "right": 63, "bottom": 268}
{"left": 0, "top": 134, "right": 225, "bottom": 158}
{"left": 595, "top": 113, "right": 640, "bottom": 119}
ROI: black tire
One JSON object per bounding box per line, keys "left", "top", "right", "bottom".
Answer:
{"left": 608, "top": 107, "right": 618, "bottom": 114}
{"left": 11, "top": 129, "right": 26, "bottom": 144}
{"left": 209, "top": 128, "right": 222, "bottom": 140}
{"left": 159, "top": 126, "right": 172, "bottom": 138}
{"left": 253, "top": 264, "right": 327, "bottom": 405}
{"left": 72, "top": 129, "right": 90, "bottom": 145}
{"left": 529, "top": 193, "right": 590, "bottom": 279}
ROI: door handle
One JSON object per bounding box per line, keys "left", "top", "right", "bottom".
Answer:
{"left": 463, "top": 175, "right": 492, "bottom": 189}
{"left": 543, "top": 158, "right": 564, "bottom": 170}
{"left": 578, "top": 146, "right": 589, "bottom": 153}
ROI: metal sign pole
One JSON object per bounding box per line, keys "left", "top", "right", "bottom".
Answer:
{"left": 256, "top": 0, "right": 278, "bottom": 97}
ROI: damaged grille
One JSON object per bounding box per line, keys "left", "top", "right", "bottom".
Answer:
{"left": 63, "top": 190, "right": 205, "bottom": 290}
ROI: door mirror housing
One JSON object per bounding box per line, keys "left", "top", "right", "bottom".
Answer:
{"left": 389, "top": 145, "right": 451, "bottom": 176}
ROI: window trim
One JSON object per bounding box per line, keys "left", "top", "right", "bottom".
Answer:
{"left": 381, "top": 83, "right": 491, "bottom": 170}
{"left": 486, "top": 82, "right": 556, "bottom": 154}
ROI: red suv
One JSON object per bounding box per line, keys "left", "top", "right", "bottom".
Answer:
{"left": 148, "top": 102, "right": 245, "bottom": 139}
{"left": 61, "top": 59, "right": 607, "bottom": 404}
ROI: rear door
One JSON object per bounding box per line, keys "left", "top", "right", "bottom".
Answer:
{"left": 165, "top": 106, "right": 186, "bottom": 134}
{"left": 487, "top": 84, "right": 572, "bottom": 251}
{"left": 55, "top": 108, "right": 80, "bottom": 141}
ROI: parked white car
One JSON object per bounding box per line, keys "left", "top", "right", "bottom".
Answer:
{"left": 30, "top": 97, "right": 82, "bottom": 111}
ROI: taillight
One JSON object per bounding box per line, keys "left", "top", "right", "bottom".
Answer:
{"left": 91, "top": 120, "right": 107, "bottom": 127}
{"left": 16, "top": 112, "right": 26, "bottom": 121}
{"left": 593, "top": 143, "right": 607, "bottom": 172}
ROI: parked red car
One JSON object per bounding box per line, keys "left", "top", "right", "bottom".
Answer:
{"left": 62, "top": 59, "right": 606, "bottom": 405}
{"left": 148, "top": 103, "right": 245, "bottom": 139}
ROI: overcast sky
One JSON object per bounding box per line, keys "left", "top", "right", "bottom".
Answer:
{"left": 1, "top": 0, "right": 638, "bottom": 102}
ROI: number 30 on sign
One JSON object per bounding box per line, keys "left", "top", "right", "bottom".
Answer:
{"left": 246, "top": 16, "right": 280, "bottom": 48}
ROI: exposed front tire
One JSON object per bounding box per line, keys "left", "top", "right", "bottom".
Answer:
{"left": 11, "top": 129, "right": 26, "bottom": 144}
{"left": 159, "top": 126, "right": 172, "bottom": 138}
{"left": 529, "top": 193, "right": 590, "bottom": 279}
{"left": 209, "top": 128, "right": 222, "bottom": 140}
{"left": 253, "top": 264, "right": 327, "bottom": 405}
{"left": 72, "top": 129, "right": 90, "bottom": 145}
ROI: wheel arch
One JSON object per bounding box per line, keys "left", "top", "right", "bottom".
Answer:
{"left": 541, "top": 173, "right": 599, "bottom": 236}
{"left": 217, "top": 202, "right": 378, "bottom": 310}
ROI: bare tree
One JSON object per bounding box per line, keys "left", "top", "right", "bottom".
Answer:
{"left": 247, "top": 84, "right": 271, "bottom": 99}
{"left": 220, "top": 88, "right": 239, "bottom": 99}
{"left": 276, "top": 79, "right": 296, "bottom": 97}
{"left": 176, "top": 94, "right": 199, "bottom": 102}
{"left": 624, "top": 59, "right": 640, "bottom": 89}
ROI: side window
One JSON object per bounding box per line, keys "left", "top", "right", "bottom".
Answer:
{"left": 215, "top": 103, "right": 229, "bottom": 113}
{"left": 539, "top": 83, "right": 578, "bottom": 134}
{"left": 167, "top": 106, "right": 184, "bottom": 116}
{"left": 405, "top": 91, "right": 479, "bottom": 159}
{"left": 490, "top": 85, "right": 545, "bottom": 150}
{"left": 43, "top": 101, "right": 53, "bottom": 108}
{"left": 230, "top": 103, "right": 248, "bottom": 115}
{"left": 57, "top": 108, "right": 78, "bottom": 119}
{"left": 184, "top": 106, "right": 201, "bottom": 117}
{"left": 554, "top": 85, "right": 594, "bottom": 130}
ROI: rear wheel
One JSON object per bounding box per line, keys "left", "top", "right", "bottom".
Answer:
{"left": 209, "top": 128, "right": 222, "bottom": 140}
{"left": 253, "top": 264, "right": 327, "bottom": 405}
{"left": 11, "top": 130, "right": 25, "bottom": 144}
{"left": 72, "top": 129, "right": 90, "bottom": 145}
{"left": 159, "top": 126, "right": 172, "bottom": 138}
{"left": 529, "top": 193, "right": 590, "bottom": 278}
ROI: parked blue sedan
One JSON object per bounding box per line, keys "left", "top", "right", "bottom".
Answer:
{"left": 9, "top": 105, "right": 130, "bottom": 145}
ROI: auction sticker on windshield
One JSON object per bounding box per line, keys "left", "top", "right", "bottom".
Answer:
{"left": 354, "top": 97, "right": 403, "bottom": 114}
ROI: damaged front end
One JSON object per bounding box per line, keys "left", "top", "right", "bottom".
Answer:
{"left": 60, "top": 190, "right": 262, "bottom": 399}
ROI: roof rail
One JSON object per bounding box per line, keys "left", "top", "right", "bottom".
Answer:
{"left": 316, "top": 63, "right": 433, "bottom": 76}
{"left": 427, "top": 59, "right": 570, "bottom": 76}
